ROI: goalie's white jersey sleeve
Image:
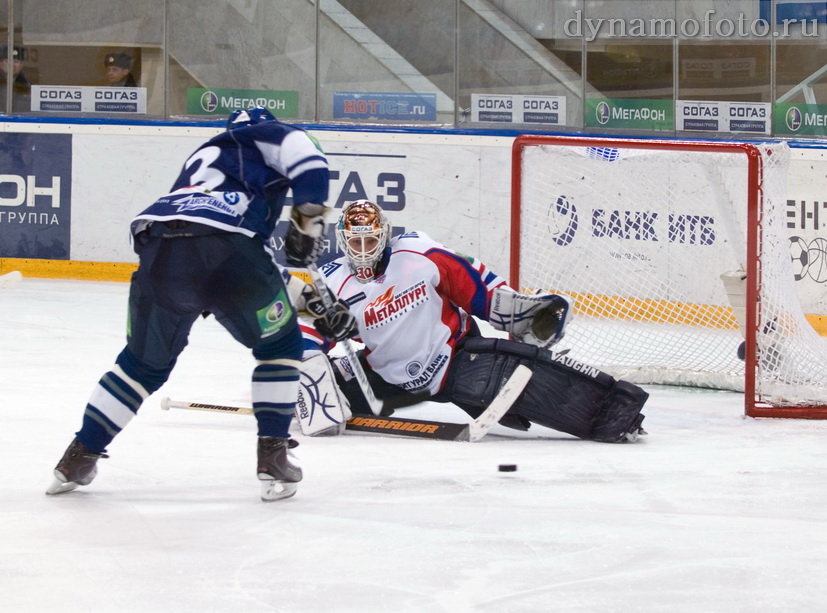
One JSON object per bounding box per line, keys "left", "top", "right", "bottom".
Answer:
{"left": 304, "top": 231, "right": 507, "bottom": 395}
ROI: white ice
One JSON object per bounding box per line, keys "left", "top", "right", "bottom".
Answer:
{"left": 2, "top": 278, "right": 827, "bottom": 612}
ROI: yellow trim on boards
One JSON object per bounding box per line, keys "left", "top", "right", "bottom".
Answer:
{"left": 0, "top": 258, "right": 137, "bottom": 283}
{"left": 805, "top": 314, "right": 827, "bottom": 337}
{"left": 526, "top": 289, "right": 827, "bottom": 338}
{"left": 2, "top": 258, "right": 825, "bottom": 336}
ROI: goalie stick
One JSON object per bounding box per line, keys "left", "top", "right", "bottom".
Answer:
{"left": 160, "top": 364, "right": 532, "bottom": 442}
{"left": 306, "top": 262, "right": 383, "bottom": 416}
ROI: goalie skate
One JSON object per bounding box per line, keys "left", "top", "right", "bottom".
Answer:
{"left": 616, "top": 416, "right": 648, "bottom": 444}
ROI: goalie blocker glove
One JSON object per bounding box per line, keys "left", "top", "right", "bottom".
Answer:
{"left": 303, "top": 286, "right": 358, "bottom": 342}
{"left": 284, "top": 203, "right": 329, "bottom": 267}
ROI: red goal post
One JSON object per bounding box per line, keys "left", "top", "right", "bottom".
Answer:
{"left": 510, "top": 135, "right": 827, "bottom": 419}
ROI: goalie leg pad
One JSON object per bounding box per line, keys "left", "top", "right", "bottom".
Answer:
{"left": 590, "top": 380, "right": 648, "bottom": 443}
{"left": 444, "top": 337, "right": 647, "bottom": 441}
{"left": 295, "top": 353, "right": 352, "bottom": 436}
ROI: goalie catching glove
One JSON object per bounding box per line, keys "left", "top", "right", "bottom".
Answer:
{"left": 488, "top": 287, "right": 572, "bottom": 348}
{"left": 284, "top": 203, "right": 329, "bottom": 267}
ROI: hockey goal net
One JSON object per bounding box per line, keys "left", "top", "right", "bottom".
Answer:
{"left": 511, "top": 135, "right": 827, "bottom": 418}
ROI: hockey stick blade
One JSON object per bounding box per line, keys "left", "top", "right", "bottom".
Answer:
{"left": 306, "top": 263, "right": 383, "bottom": 416}
{"left": 466, "top": 364, "right": 532, "bottom": 442}
{"left": 0, "top": 270, "right": 22, "bottom": 289}
{"left": 345, "top": 415, "right": 472, "bottom": 441}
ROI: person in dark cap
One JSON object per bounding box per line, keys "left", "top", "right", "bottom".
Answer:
{"left": 104, "top": 52, "right": 137, "bottom": 87}
{"left": 0, "top": 45, "right": 31, "bottom": 112}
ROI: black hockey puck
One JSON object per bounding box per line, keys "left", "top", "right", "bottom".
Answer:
{"left": 498, "top": 464, "right": 517, "bottom": 472}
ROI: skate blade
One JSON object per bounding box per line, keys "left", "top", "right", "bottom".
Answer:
{"left": 259, "top": 479, "right": 298, "bottom": 502}
{"left": 45, "top": 476, "right": 80, "bottom": 495}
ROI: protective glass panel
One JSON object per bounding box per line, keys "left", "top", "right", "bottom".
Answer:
{"left": 319, "top": 0, "right": 452, "bottom": 124}
{"left": 2, "top": 0, "right": 30, "bottom": 114}
{"left": 167, "top": 0, "right": 316, "bottom": 121}
{"left": 18, "top": 0, "right": 162, "bottom": 115}
{"left": 459, "top": 0, "right": 582, "bottom": 129}
{"left": 583, "top": 0, "right": 674, "bottom": 101}
{"left": 676, "top": 0, "right": 771, "bottom": 104}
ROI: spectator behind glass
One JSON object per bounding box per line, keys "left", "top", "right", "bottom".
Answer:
{"left": 104, "top": 52, "right": 136, "bottom": 87}
{"left": 0, "top": 45, "right": 31, "bottom": 112}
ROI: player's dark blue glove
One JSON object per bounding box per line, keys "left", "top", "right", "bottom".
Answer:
{"left": 284, "top": 207, "right": 327, "bottom": 267}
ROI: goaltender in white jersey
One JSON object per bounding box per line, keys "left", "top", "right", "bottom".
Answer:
{"left": 292, "top": 200, "right": 649, "bottom": 443}
{"left": 317, "top": 229, "right": 502, "bottom": 396}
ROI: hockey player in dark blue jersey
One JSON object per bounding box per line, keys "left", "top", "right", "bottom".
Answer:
{"left": 46, "top": 107, "right": 356, "bottom": 501}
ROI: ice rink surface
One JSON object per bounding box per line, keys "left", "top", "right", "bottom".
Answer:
{"left": 2, "top": 277, "right": 827, "bottom": 612}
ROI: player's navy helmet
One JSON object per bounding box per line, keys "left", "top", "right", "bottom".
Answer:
{"left": 226, "top": 106, "right": 276, "bottom": 131}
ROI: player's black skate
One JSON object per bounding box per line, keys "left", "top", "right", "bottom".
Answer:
{"left": 45, "top": 438, "right": 108, "bottom": 495}
{"left": 257, "top": 437, "right": 302, "bottom": 501}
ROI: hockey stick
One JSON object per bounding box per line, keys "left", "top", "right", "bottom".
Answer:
{"left": 466, "top": 364, "right": 531, "bottom": 441}
{"left": 160, "top": 364, "right": 531, "bottom": 442}
{"left": 161, "top": 398, "right": 252, "bottom": 415}
{"left": 0, "top": 270, "right": 22, "bottom": 289}
{"left": 305, "top": 262, "right": 383, "bottom": 416}
{"left": 349, "top": 364, "right": 532, "bottom": 442}
{"left": 161, "top": 396, "right": 468, "bottom": 441}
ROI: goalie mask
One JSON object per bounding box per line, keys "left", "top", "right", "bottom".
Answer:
{"left": 336, "top": 200, "right": 391, "bottom": 283}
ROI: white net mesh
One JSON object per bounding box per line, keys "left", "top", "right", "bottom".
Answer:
{"left": 515, "top": 138, "right": 827, "bottom": 411}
